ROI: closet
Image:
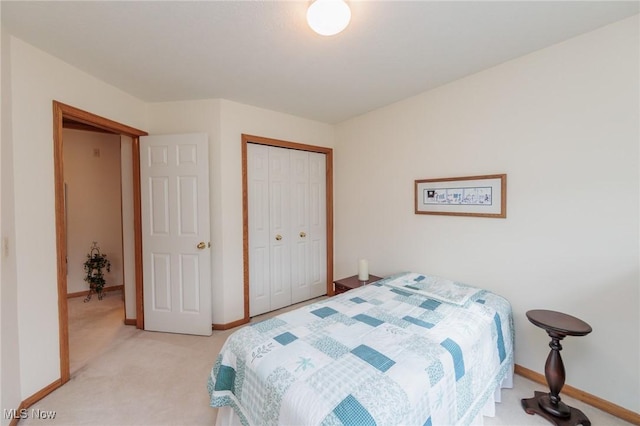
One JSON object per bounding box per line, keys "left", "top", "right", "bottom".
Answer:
{"left": 247, "top": 143, "right": 327, "bottom": 316}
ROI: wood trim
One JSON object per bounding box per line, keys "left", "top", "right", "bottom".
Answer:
{"left": 241, "top": 139, "right": 250, "bottom": 322}
{"left": 212, "top": 317, "right": 249, "bottom": 331}
{"left": 8, "top": 379, "right": 62, "bottom": 425}
{"left": 52, "top": 100, "right": 147, "bottom": 389}
{"left": 124, "top": 318, "right": 137, "bottom": 326}
{"left": 132, "top": 136, "right": 144, "bottom": 330}
{"left": 53, "top": 102, "right": 70, "bottom": 384}
{"left": 325, "top": 148, "right": 335, "bottom": 296}
{"left": 22, "top": 379, "right": 62, "bottom": 408}
{"left": 55, "top": 102, "right": 147, "bottom": 137}
{"left": 241, "top": 134, "right": 334, "bottom": 322}
{"left": 515, "top": 364, "right": 640, "bottom": 425}
{"left": 242, "top": 133, "right": 334, "bottom": 155}
{"left": 63, "top": 119, "right": 116, "bottom": 134}
{"left": 66, "top": 284, "right": 124, "bottom": 299}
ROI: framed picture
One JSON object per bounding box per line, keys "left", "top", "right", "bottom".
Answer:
{"left": 414, "top": 174, "right": 506, "bottom": 218}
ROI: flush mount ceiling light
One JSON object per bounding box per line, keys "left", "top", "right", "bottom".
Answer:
{"left": 307, "top": 0, "right": 351, "bottom": 36}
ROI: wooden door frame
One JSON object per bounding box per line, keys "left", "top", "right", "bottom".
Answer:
{"left": 241, "top": 134, "right": 334, "bottom": 324}
{"left": 53, "top": 101, "right": 147, "bottom": 383}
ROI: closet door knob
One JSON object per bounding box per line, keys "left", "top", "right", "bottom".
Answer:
{"left": 197, "top": 242, "right": 207, "bottom": 249}
{"left": 275, "top": 235, "right": 282, "bottom": 241}
{"left": 299, "top": 232, "right": 306, "bottom": 238}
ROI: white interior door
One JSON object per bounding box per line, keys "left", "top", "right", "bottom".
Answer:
{"left": 140, "top": 133, "right": 212, "bottom": 336}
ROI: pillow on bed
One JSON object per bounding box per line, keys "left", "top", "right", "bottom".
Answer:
{"left": 383, "top": 272, "right": 481, "bottom": 306}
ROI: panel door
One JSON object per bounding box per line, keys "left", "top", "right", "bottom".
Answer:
{"left": 247, "top": 144, "right": 271, "bottom": 316}
{"left": 290, "top": 150, "right": 311, "bottom": 303}
{"left": 306, "top": 151, "right": 327, "bottom": 300}
{"left": 284, "top": 149, "right": 328, "bottom": 304}
{"left": 140, "top": 133, "right": 212, "bottom": 336}
{"left": 268, "top": 146, "right": 292, "bottom": 311}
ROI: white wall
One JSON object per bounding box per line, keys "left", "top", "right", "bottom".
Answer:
{"left": 63, "top": 129, "right": 123, "bottom": 295}
{"left": 5, "top": 35, "right": 146, "bottom": 400}
{"left": 1, "top": 23, "right": 22, "bottom": 425}
{"left": 147, "top": 99, "right": 335, "bottom": 324}
{"left": 335, "top": 16, "right": 639, "bottom": 412}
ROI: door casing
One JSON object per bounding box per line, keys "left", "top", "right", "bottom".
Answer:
{"left": 53, "top": 101, "right": 147, "bottom": 384}
{"left": 241, "top": 134, "right": 334, "bottom": 325}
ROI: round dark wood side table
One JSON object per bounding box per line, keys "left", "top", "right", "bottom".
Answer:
{"left": 521, "top": 309, "right": 592, "bottom": 426}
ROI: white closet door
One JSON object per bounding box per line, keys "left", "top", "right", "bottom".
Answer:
{"left": 267, "top": 146, "right": 292, "bottom": 311}
{"left": 307, "top": 151, "right": 327, "bottom": 300}
{"left": 248, "top": 144, "right": 271, "bottom": 316}
{"left": 290, "top": 150, "right": 310, "bottom": 303}
{"left": 248, "top": 144, "right": 327, "bottom": 317}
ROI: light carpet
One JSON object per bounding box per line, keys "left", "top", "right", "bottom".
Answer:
{"left": 20, "top": 292, "right": 632, "bottom": 425}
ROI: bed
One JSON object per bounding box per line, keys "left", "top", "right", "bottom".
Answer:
{"left": 208, "top": 272, "right": 514, "bottom": 426}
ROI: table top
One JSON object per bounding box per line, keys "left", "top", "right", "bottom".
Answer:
{"left": 334, "top": 274, "right": 383, "bottom": 289}
{"left": 526, "top": 309, "right": 592, "bottom": 336}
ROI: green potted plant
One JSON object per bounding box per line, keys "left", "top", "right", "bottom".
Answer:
{"left": 83, "top": 242, "right": 111, "bottom": 302}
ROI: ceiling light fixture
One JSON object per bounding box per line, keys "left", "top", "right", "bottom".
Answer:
{"left": 307, "top": 0, "right": 351, "bottom": 36}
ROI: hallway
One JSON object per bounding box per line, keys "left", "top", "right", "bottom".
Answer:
{"left": 68, "top": 290, "right": 125, "bottom": 375}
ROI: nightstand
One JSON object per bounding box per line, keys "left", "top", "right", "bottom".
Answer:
{"left": 333, "top": 275, "right": 383, "bottom": 295}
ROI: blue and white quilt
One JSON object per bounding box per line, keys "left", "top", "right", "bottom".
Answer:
{"left": 208, "top": 272, "right": 514, "bottom": 426}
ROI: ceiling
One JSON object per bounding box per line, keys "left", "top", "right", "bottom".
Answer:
{"left": 2, "top": 1, "right": 638, "bottom": 124}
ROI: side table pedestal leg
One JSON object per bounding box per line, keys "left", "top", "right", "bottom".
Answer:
{"left": 541, "top": 335, "right": 570, "bottom": 418}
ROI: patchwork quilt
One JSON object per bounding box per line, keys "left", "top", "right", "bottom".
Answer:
{"left": 208, "top": 272, "right": 514, "bottom": 426}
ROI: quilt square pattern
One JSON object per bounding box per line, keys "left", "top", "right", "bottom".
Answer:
{"left": 312, "top": 306, "right": 339, "bottom": 318}
{"left": 274, "top": 332, "right": 298, "bottom": 346}
{"left": 333, "top": 394, "right": 375, "bottom": 426}
{"left": 351, "top": 344, "right": 396, "bottom": 373}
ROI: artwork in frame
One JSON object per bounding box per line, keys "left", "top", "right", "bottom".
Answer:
{"left": 414, "top": 174, "right": 507, "bottom": 218}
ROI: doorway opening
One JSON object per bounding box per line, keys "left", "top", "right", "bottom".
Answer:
{"left": 53, "top": 101, "right": 147, "bottom": 384}
{"left": 62, "top": 125, "right": 124, "bottom": 374}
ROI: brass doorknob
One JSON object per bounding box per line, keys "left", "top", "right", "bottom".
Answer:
{"left": 299, "top": 232, "right": 306, "bottom": 238}
{"left": 197, "top": 242, "right": 206, "bottom": 249}
{"left": 275, "top": 235, "right": 282, "bottom": 241}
